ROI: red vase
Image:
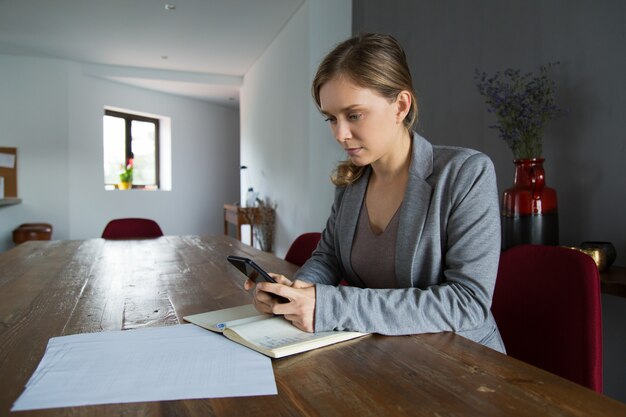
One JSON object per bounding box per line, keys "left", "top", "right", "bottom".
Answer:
{"left": 501, "top": 158, "right": 559, "bottom": 250}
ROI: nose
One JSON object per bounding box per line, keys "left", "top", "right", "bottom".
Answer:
{"left": 332, "top": 119, "right": 351, "bottom": 144}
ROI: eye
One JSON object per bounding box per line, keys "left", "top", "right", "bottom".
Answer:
{"left": 324, "top": 116, "right": 337, "bottom": 124}
{"left": 348, "top": 113, "right": 362, "bottom": 121}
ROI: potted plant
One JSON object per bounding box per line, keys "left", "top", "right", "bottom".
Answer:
{"left": 475, "top": 64, "right": 566, "bottom": 250}
{"left": 118, "top": 158, "right": 133, "bottom": 190}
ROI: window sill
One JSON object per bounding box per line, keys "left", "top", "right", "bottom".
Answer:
{"left": 104, "top": 185, "right": 160, "bottom": 191}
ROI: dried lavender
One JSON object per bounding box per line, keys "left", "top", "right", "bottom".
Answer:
{"left": 475, "top": 63, "right": 566, "bottom": 159}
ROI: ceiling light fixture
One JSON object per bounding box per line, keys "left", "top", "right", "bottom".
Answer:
{"left": 164, "top": 4, "right": 176, "bottom": 11}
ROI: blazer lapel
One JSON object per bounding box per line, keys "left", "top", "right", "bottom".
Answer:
{"left": 395, "top": 134, "right": 433, "bottom": 288}
{"left": 337, "top": 167, "right": 370, "bottom": 287}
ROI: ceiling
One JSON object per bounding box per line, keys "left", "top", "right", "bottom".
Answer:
{"left": 0, "top": 0, "right": 305, "bottom": 106}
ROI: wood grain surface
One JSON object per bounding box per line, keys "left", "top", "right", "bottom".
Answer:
{"left": 1, "top": 235, "right": 625, "bottom": 416}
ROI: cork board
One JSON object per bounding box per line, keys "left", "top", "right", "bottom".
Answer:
{"left": 0, "top": 147, "right": 17, "bottom": 198}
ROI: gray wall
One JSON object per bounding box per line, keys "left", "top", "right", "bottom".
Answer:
{"left": 353, "top": 0, "right": 625, "bottom": 402}
{"left": 354, "top": 0, "right": 626, "bottom": 264}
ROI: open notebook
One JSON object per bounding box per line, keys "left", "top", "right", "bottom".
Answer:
{"left": 184, "top": 304, "right": 368, "bottom": 358}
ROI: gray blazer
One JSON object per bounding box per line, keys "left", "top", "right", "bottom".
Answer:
{"left": 294, "top": 133, "right": 505, "bottom": 352}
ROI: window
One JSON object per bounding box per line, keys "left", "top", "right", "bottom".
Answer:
{"left": 103, "top": 109, "right": 160, "bottom": 189}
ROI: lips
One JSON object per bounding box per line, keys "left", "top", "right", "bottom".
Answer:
{"left": 345, "top": 147, "right": 362, "bottom": 156}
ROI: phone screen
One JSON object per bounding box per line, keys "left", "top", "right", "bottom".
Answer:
{"left": 227, "top": 255, "right": 277, "bottom": 284}
{"left": 226, "top": 256, "right": 289, "bottom": 303}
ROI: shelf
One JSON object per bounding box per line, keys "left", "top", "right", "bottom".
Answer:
{"left": 0, "top": 198, "right": 21, "bottom": 207}
{"left": 601, "top": 265, "right": 626, "bottom": 298}
{"left": 223, "top": 204, "right": 262, "bottom": 243}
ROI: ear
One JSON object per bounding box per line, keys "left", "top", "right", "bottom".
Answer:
{"left": 394, "top": 91, "right": 412, "bottom": 124}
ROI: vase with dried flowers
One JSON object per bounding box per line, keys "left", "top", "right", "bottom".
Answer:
{"left": 475, "top": 63, "right": 566, "bottom": 250}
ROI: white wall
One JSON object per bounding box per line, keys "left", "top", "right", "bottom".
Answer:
{"left": 0, "top": 55, "right": 70, "bottom": 250}
{"left": 0, "top": 54, "right": 240, "bottom": 251}
{"left": 306, "top": 0, "right": 354, "bottom": 234}
{"left": 240, "top": 0, "right": 351, "bottom": 256}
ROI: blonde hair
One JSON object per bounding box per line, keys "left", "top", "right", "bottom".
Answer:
{"left": 312, "top": 33, "right": 419, "bottom": 186}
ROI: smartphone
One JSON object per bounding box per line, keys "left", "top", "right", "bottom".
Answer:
{"left": 227, "top": 255, "right": 290, "bottom": 303}
{"left": 227, "top": 255, "right": 277, "bottom": 284}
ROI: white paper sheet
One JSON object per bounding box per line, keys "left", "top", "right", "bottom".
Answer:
{"left": 12, "top": 324, "right": 277, "bottom": 411}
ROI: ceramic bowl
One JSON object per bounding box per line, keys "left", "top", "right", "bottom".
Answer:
{"left": 579, "top": 241, "right": 617, "bottom": 272}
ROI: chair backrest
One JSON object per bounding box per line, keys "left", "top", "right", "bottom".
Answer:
{"left": 101, "top": 218, "right": 164, "bottom": 239}
{"left": 284, "top": 232, "right": 322, "bottom": 267}
{"left": 492, "top": 244, "right": 602, "bottom": 392}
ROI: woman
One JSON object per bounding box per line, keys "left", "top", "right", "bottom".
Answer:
{"left": 245, "top": 33, "right": 505, "bottom": 352}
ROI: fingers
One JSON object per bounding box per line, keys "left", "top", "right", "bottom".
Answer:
{"left": 256, "top": 281, "right": 285, "bottom": 297}
{"left": 263, "top": 282, "right": 315, "bottom": 305}
{"left": 255, "top": 288, "right": 275, "bottom": 304}
{"left": 268, "top": 273, "right": 293, "bottom": 286}
{"left": 256, "top": 279, "right": 312, "bottom": 294}
{"left": 246, "top": 272, "right": 306, "bottom": 317}
{"left": 268, "top": 285, "right": 316, "bottom": 333}
{"left": 244, "top": 273, "right": 292, "bottom": 290}
{"left": 251, "top": 287, "right": 275, "bottom": 314}
{"left": 250, "top": 278, "right": 316, "bottom": 333}
{"left": 248, "top": 278, "right": 279, "bottom": 314}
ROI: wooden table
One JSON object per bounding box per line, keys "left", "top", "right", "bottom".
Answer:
{"left": 1, "top": 236, "right": 625, "bottom": 416}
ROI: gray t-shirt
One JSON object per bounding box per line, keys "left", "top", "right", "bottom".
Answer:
{"left": 351, "top": 202, "right": 401, "bottom": 289}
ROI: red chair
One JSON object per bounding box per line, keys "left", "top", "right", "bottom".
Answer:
{"left": 492, "top": 244, "right": 602, "bottom": 392}
{"left": 101, "top": 218, "right": 163, "bottom": 239}
{"left": 284, "top": 232, "right": 321, "bottom": 267}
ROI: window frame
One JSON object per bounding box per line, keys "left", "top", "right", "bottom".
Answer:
{"left": 104, "top": 109, "right": 161, "bottom": 189}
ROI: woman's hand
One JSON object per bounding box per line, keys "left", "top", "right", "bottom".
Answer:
{"left": 244, "top": 273, "right": 316, "bottom": 332}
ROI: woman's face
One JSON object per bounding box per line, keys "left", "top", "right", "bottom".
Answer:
{"left": 318, "top": 75, "right": 409, "bottom": 167}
